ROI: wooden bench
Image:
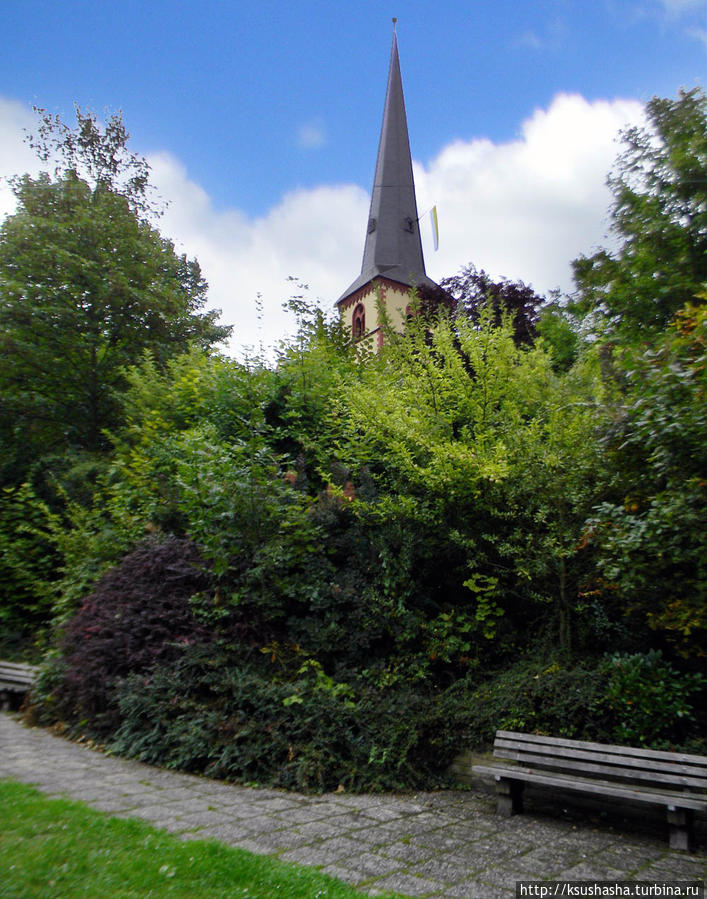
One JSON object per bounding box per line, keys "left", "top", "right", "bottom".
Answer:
{"left": 0, "top": 661, "right": 40, "bottom": 711}
{"left": 472, "top": 730, "right": 707, "bottom": 851}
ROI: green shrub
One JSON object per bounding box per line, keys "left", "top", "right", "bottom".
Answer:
{"left": 109, "top": 642, "right": 461, "bottom": 793}
{"left": 0, "top": 484, "right": 56, "bottom": 656}
{"left": 457, "top": 654, "right": 705, "bottom": 752}
{"left": 601, "top": 650, "right": 705, "bottom": 748}
{"left": 33, "top": 534, "right": 464, "bottom": 792}
{"left": 458, "top": 659, "right": 612, "bottom": 747}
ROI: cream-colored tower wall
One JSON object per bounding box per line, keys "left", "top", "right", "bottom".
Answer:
{"left": 338, "top": 278, "right": 413, "bottom": 351}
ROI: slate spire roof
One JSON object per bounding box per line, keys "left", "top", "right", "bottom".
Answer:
{"left": 338, "top": 27, "right": 436, "bottom": 305}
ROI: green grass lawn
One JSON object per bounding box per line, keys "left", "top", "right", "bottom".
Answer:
{"left": 0, "top": 779, "right": 404, "bottom": 898}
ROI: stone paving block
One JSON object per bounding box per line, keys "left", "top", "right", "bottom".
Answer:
{"left": 405, "top": 852, "right": 478, "bottom": 884}
{"left": 346, "top": 822, "right": 408, "bottom": 845}
{"left": 152, "top": 797, "right": 226, "bottom": 815}
{"left": 117, "top": 802, "right": 179, "bottom": 820}
{"left": 98, "top": 773, "right": 151, "bottom": 787}
{"left": 570, "top": 828, "right": 625, "bottom": 850}
{"left": 179, "top": 822, "right": 255, "bottom": 842}
{"left": 316, "top": 836, "right": 368, "bottom": 859}
{"left": 439, "top": 820, "right": 499, "bottom": 842}
{"left": 142, "top": 786, "right": 203, "bottom": 803}
{"left": 104, "top": 780, "right": 156, "bottom": 796}
{"left": 640, "top": 857, "right": 707, "bottom": 879}
{"left": 211, "top": 799, "right": 272, "bottom": 818}
{"left": 174, "top": 809, "right": 238, "bottom": 829}
{"left": 367, "top": 871, "right": 445, "bottom": 897}
{"left": 461, "top": 835, "right": 539, "bottom": 870}
{"left": 378, "top": 840, "right": 436, "bottom": 864}
{"left": 354, "top": 850, "right": 406, "bottom": 878}
{"left": 598, "top": 843, "right": 665, "bottom": 870}
{"left": 474, "top": 865, "right": 534, "bottom": 892}
{"left": 343, "top": 795, "right": 417, "bottom": 813}
{"left": 514, "top": 844, "right": 595, "bottom": 873}
{"left": 307, "top": 799, "right": 368, "bottom": 817}
{"left": 248, "top": 795, "right": 303, "bottom": 812}
{"left": 306, "top": 794, "right": 355, "bottom": 809}
{"left": 278, "top": 845, "right": 345, "bottom": 867}
{"left": 314, "top": 810, "right": 381, "bottom": 831}
{"left": 358, "top": 805, "right": 412, "bottom": 823}
{"left": 389, "top": 811, "right": 444, "bottom": 829}
{"left": 296, "top": 818, "right": 349, "bottom": 840}
{"left": 444, "top": 877, "right": 514, "bottom": 899}
{"left": 271, "top": 805, "right": 333, "bottom": 825}
{"left": 498, "top": 821, "right": 564, "bottom": 845}
{"left": 252, "top": 828, "right": 318, "bottom": 852}
{"left": 411, "top": 828, "right": 473, "bottom": 853}
{"left": 561, "top": 861, "right": 634, "bottom": 879}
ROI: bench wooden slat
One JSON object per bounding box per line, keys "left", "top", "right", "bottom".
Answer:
{"left": 496, "top": 729, "right": 707, "bottom": 766}
{"left": 494, "top": 741, "right": 707, "bottom": 785}
{"left": 493, "top": 747, "right": 707, "bottom": 790}
{"left": 0, "top": 662, "right": 40, "bottom": 703}
{"left": 473, "top": 764, "right": 707, "bottom": 811}
{"left": 0, "top": 662, "right": 40, "bottom": 675}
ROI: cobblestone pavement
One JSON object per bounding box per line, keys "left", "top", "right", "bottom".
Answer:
{"left": 1, "top": 713, "right": 705, "bottom": 898}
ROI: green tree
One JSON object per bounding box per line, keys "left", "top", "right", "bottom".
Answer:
{"left": 438, "top": 262, "right": 546, "bottom": 348}
{"left": 587, "top": 304, "right": 706, "bottom": 657}
{"left": 338, "top": 311, "right": 608, "bottom": 658}
{"left": 572, "top": 88, "right": 707, "bottom": 342}
{"left": 568, "top": 89, "right": 707, "bottom": 658}
{"left": 0, "top": 107, "right": 230, "bottom": 479}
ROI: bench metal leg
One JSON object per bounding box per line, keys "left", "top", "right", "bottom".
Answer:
{"left": 495, "top": 777, "right": 524, "bottom": 816}
{"left": 667, "top": 806, "right": 694, "bottom": 851}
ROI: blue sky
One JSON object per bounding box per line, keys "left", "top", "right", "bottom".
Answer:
{"left": 1, "top": 0, "right": 705, "bottom": 351}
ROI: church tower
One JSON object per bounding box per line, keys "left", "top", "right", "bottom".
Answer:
{"left": 337, "top": 22, "right": 438, "bottom": 348}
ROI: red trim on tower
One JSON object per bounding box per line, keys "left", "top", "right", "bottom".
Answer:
{"left": 336, "top": 276, "right": 414, "bottom": 311}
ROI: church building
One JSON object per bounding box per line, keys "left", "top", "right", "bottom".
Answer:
{"left": 337, "top": 23, "right": 440, "bottom": 348}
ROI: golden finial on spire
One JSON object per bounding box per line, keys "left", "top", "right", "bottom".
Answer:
{"left": 392, "top": 17, "right": 397, "bottom": 33}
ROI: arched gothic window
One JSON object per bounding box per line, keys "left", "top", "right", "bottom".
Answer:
{"left": 352, "top": 304, "right": 366, "bottom": 340}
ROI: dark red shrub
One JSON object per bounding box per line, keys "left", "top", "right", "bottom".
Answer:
{"left": 47, "top": 536, "right": 214, "bottom": 734}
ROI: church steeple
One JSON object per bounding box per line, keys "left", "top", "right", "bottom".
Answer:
{"left": 337, "top": 23, "right": 437, "bottom": 341}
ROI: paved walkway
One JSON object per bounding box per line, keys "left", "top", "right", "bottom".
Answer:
{"left": 1, "top": 713, "right": 705, "bottom": 898}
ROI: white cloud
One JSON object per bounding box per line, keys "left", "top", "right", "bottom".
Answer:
{"left": 415, "top": 93, "right": 644, "bottom": 297}
{"left": 659, "top": 0, "right": 707, "bottom": 14}
{"left": 687, "top": 24, "right": 707, "bottom": 44}
{"left": 0, "top": 98, "right": 39, "bottom": 220}
{"left": 514, "top": 17, "right": 569, "bottom": 52}
{"left": 149, "top": 151, "right": 368, "bottom": 354}
{"left": 515, "top": 30, "right": 545, "bottom": 51}
{"left": 296, "top": 118, "right": 327, "bottom": 150}
{"left": 0, "top": 92, "right": 644, "bottom": 357}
